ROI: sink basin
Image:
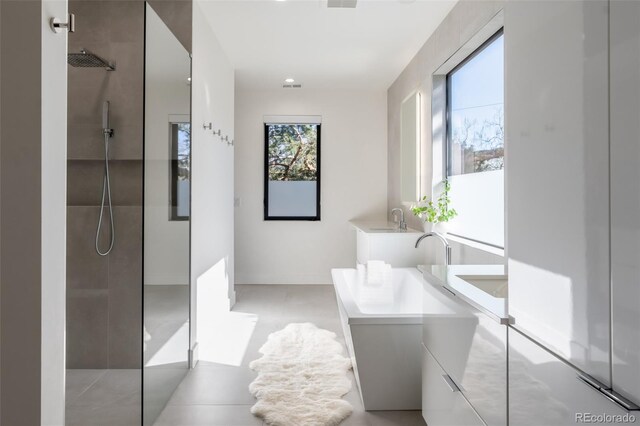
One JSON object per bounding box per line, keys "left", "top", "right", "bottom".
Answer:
{"left": 349, "top": 220, "right": 422, "bottom": 234}
{"left": 421, "top": 264, "right": 509, "bottom": 321}
{"left": 455, "top": 275, "right": 508, "bottom": 298}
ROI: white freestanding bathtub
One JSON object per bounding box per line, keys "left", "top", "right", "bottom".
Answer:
{"left": 331, "top": 267, "right": 457, "bottom": 411}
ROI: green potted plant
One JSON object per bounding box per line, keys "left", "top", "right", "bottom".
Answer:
{"left": 410, "top": 179, "right": 457, "bottom": 232}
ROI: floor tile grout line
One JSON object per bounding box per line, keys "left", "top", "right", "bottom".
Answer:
{"left": 70, "top": 369, "right": 109, "bottom": 402}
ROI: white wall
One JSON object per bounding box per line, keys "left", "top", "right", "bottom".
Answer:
{"left": 41, "top": 1, "right": 67, "bottom": 423}
{"left": 387, "top": 0, "right": 506, "bottom": 266}
{"left": 191, "top": 1, "right": 235, "bottom": 357}
{"left": 145, "top": 5, "right": 190, "bottom": 286}
{"left": 234, "top": 89, "right": 388, "bottom": 285}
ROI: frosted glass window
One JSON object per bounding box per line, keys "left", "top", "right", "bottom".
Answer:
{"left": 444, "top": 29, "right": 504, "bottom": 248}
{"left": 264, "top": 123, "right": 321, "bottom": 220}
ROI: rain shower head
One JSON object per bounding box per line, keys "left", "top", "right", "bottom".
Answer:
{"left": 68, "top": 49, "right": 115, "bottom": 71}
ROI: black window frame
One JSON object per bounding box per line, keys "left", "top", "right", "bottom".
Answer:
{"left": 446, "top": 28, "right": 504, "bottom": 177}
{"left": 263, "top": 123, "right": 321, "bottom": 221}
{"left": 169, "top": 121, "right": 190, "bottom": 221}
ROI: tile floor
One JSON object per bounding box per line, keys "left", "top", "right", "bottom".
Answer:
{"left": 65, "top": 369, "right": 141, "bottom": 426}
{"left": 154, "top": 285, "right": 426, "bottom": 426}
{"left": 144, "top": 285, "right": 190, "bottom": 425}
{"left": 66, "top": 285, "right": 188, "bottom": 426}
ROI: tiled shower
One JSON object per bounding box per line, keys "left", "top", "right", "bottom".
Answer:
{"left": 66, "top": 1, "right": 143, "bottom": 423}
{"left": 65, "top": 2, "right": 192, "bottom": 424}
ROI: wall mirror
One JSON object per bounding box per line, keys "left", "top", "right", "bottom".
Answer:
{"left": 143, "top": 3, "right": 191, "bottom": 425}
{"left": 400, "top": 91, "right": 421, "bottom": 202}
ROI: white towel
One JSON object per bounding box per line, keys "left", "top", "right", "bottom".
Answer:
{"left": 358, "top": 261, "right": 394, "bottom": 305}
{"left": 366, "top": 260, "right": 387, "bottom": 286}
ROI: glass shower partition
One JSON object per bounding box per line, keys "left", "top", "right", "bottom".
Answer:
{"left": 143, "top": 3, "right": 192, "bottom": 424}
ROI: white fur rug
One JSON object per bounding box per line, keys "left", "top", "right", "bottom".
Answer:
{"left": 249, "top": 323, "right": 353, "bottom": 426}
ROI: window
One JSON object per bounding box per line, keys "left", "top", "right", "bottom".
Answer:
{"left": 170, "top": 121, "right": 190, "bottom": 220}
{"left": 447, "top": 30, "right": 504, "bottom": 176}
{"left": 264, "top": 121, "right": 321, "bottom": 220}
{"left": 441, "top": 29, "right": 504, "bottom": 248}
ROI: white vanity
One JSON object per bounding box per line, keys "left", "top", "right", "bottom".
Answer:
{"left": 350, "top": 220, "right": 423, "bottom": 267}
{"left": 420, "top": 265, "right": 509, "bottom": 426}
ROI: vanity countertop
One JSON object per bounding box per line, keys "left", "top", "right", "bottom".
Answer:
{"left": 418, "top": 264, "right": 510, "bottom": 324}
{"left": 349, "top": 220, "right": 423, "bottom": 234}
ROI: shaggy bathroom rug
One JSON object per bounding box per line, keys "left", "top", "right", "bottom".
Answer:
{"left": 249, "top": 323, "right": 354, "bottom": 426}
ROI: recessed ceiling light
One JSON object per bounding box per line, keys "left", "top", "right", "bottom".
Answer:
{"left": 328, "top": 0, "right": 357, "bottom": 8}
{"left": 285, "top": 78, "right": 295, "bottom": 83}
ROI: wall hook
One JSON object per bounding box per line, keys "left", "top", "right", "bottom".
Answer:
{"left": 213, "top": 129, "right": 221, "bottom": 137}
{"left": 50, "top": 14, "right": 75, "bottom": 33}
{"left": 203, "top": 122, "right": 212, "bottom": 130}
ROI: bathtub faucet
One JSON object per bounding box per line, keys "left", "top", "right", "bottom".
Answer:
{"left": 415, "top": 232, "right": 451, "bottom": 265}
{"left": 391, "top": 208, "right": 407, "bottom": 231}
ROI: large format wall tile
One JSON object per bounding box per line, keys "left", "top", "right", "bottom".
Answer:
{"left": 147, "top": 1, "right": 192, "bottom": 53}
{"left": 68, "top": 122, "right": 143, "bottom": 161}
{"left": 67, "top": 0, "right": 144, "bottom": 369}
{"left": 68, "top": 0, "right": 143, "bottom": 161}
{"left": 67, "top": 206, "right": 109, "bottom": 290}
{"left": 67, "top": 160, "right": 142, "bottom": 207}
{"left": 108, "top": 207, "right": 142, "bottom": 368}
{"left": 67, "top": 289, "right": 109, "bottom": 368}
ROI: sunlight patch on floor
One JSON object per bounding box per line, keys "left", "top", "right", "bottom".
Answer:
{"left": 146, "top": 322, "right": 190, "bottom": 367}
{"left": 198, "top": 311, "right": 258, "bottom": 367}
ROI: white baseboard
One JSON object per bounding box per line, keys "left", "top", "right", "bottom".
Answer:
{"left": 235, "top": 272, "right": 332, "bottom": 285}
{"left": 228, "top": 290, "right": 236, "bottom": 308}
{"left": 144, "top": 282, "right": 189, "bottom": 286}
{"left": 189, "top": 342, "right": 199, "bottom": 369}
{"left": 236, "top": 282, "right": 333, "bottom": 285}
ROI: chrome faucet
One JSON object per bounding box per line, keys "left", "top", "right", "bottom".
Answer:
{"left": 391, "top": 208, "right": 407, "bottom": 231}
{"left": 415, "top": 232, "right": 451, "bottom": 265}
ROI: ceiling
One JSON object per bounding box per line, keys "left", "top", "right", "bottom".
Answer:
{"left": 199, "top": 0, "right": 458, "bottom": 90}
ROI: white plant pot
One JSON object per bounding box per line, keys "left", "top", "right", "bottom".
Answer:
{"left": 423, "top": 221, "right": 448, "bottom": 234}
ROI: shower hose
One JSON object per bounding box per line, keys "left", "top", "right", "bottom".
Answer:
{"left": 95, "top": 131, "right": 115, "bottom": 256}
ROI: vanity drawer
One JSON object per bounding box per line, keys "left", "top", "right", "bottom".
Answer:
{"left": 422, "top": 343, "right": 484, "bottom": 426}
{"left": 423, "top": 292, "right": 507, "bottom": 425}
{"left": 509, "top": 328, "right": 631, "bottom": 426}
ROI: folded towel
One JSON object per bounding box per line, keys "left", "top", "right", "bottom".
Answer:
{"left": 366, "top": 260, "right": 387, "bottom": 286}
{"left": 358, "top": 261, "right": 394, "bottom": 305}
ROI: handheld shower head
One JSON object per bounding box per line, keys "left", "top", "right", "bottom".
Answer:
{"left": 103, "top": 101, "right": 109, "bottom": 129}
{"left": 102, "top": 101, "right": 114, "bottom": 137}
{"left": 96, "top": 101, "right": 115, "bottom": 256}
